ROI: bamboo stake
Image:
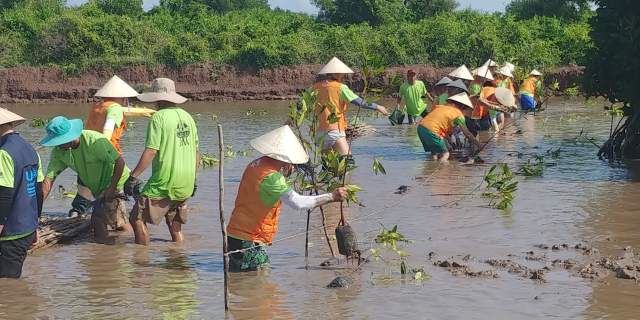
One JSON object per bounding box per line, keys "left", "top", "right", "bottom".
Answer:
{"left": 217, "top": 124, "right": 230, "bottom": 312}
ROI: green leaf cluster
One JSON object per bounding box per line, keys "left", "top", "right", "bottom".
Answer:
{"left": 482, "top": 164, "right": 518, "bottom": 210}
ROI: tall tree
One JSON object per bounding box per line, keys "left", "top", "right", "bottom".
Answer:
{"left": 506, "top": 0, "right": 592, "bottom": 21}
{"left": 406, "top": 0, "right": 458, "bottom": 21}
{"left": 160, "top": 0, "right": 268, "bottom": 14}
{"left": 96, "top": 0, "right": 144, "bottom": 16}
{"left": 312, "top": 0, "right": 408, "bottom": 25}
{"left": 584, "top": 0, "right": 640, "bottom": 160}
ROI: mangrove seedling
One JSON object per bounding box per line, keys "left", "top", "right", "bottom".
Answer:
{"left": 370, "top": 225, "right": 427, "bottom": 281}
{"left": 518, "top": 155, "right": 545, "bottom": 177}
{"left": 372, "top": 157, "right": 387, "bottom": 175}
{"left": 482, "top": 164, "right": 518, "bottom": 210}
{"left": 30, "top": 118, "right": 48, "bottom": 128}
{"left": 200, "top": 153, "right": 220, "bottom": 168}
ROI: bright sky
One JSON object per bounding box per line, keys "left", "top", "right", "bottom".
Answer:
{"left": 66, "top": 0, "right": 508, "bottom": 13}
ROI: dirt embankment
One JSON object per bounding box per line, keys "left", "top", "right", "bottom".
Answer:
{"left": 0, "top": 63, "right": 585, "bottom": 104}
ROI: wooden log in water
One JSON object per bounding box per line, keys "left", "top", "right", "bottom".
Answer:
{"left": 28, "top": 216, "right": 91, "bottom": 253}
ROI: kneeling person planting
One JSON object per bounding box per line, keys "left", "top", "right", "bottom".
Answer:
{"left": 417, "top": 93, "right": 480, "bottom": 162}
{"left": 227, "top": 125, "right": 346, "bottom": 272}
{"left": 41, "top": 117, "right": 130, "bottom": 243}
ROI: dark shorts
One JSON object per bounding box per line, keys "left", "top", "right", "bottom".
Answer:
{"left": 0, "top": 232, "right": 36, "bottom": 279}
{"left": 130, "top": 196, "right": 189, "bottom": 225}
{"left": 467, "top": 116, "right": 492, "bottom": 136}
{"left": 227, "top": 236, "right": 270, "bottom": 272}
{"left": 520, "top": 94, "right": 536, "bottom": 110}
{"left": 417, "top": 126, "right": 447, "bottom": 154}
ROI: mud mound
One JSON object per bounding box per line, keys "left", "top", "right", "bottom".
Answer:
{"left": 0, "top": 63, "right": 584, "bottom": 104}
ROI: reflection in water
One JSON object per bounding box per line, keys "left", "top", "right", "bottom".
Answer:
{"left": 228, "top": 270, "right": 293, "bottom": 320}
{"left": 5, "top": 99, "right": 640, "bottom": 319}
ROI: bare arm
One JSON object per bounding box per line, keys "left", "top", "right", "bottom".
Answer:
{"left": 42, "top": 177, "right": 55, "bottom": 199}
{"left": 104, "top": 156, "right": 125, "bottom": 199}
{"left": 459, "top": 125, "right": 481, "bottom": 148}
{"left": 131, "top": 148, "right": 157, "bottom": 178}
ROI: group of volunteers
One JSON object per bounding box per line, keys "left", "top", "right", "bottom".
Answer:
{"left": 397, "top": 59, "right": 544, "bottom": 162}
{"left": 0, "top": 56, "right": 544, "bottom": 278}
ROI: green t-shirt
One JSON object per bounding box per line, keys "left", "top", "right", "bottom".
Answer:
{"left": 46, "top": 130, "right": 130, "bottom": 196}
{"left": 453, "top": 116, "right": 466, "bottom": 127}
{"left": 259, "top": 172, "right": 291, "bottom": 207}
{"left": 0, "top": 150, "right": 45, "bottom": 241}
{"left": 469, "top": 83, "right": 482, "bottom": 96}
{"left": 106, "top": 103, "right": 125, "bottom": 127}
{"left": 399, "top": 81, "right": 427, "bottom": 116}
{"left": 142, "top": 107, "right": 199, "bottom": 201}
{"left": 340, "top": 84, "right": 359, "bottom": 103}
{"left": 437, "top": 93, "right": 449, "bottom": 105}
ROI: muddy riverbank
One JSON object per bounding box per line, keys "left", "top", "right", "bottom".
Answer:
{"left": 0, "top": 63, "right": 584, "bottom": 104}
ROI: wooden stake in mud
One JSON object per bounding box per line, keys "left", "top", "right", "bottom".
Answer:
{"left": 217, "top": 124, "right": 230, "bottom": 312}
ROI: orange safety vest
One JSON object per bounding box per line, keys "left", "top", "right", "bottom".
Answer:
{"left": 520, "top": 77, "right": 537, "bottom": 96}
{"left": 471, "top": 87, "right": 497, "bottom": 119}
{"left": 85, "top": 100, "right": 127, "bottom": 154}
{"left": 419, "top": 104, "right": 464, "bottom": 138}
{"left": 227, "top": 156, "right": 286, "bottom": 245}
{"left": 313, "top": 80, "right": 349, "bottom": 132}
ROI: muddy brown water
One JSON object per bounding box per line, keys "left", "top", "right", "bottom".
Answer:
{"left": 0, "top": 99, "right": 638, "bottom": 319}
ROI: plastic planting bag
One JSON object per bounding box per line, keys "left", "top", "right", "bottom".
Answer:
{"left": 388, "top": 107, "right": 406, "bottom": 126}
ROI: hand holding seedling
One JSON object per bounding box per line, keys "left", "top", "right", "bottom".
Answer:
{"left": 332, "top": 187, "right": 348, "bottom": 202}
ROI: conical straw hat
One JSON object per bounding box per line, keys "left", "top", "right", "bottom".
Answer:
{"left": 475, "top": 65, "right": 494, "bottom": 80}
{"left": 318, "top": 57, "right": 354, "bottom": 75}
{"left": 0, "top": 108, "right": 25, "bottom": 127}
{"left": 447, "top": 92, "right": 474, "bottom": 109}
{"left": 446, "top": 79, "right": 469, "bottom": 93}
{"left": 504, "top": 62, "right": 516, "bottom": 73}
{"left": 483, "top": 59, "right": 498, "bottom": 67}
{"left": 497, "top": 66, "right": 513, "bottom": 78}
{"left": 494, "top": 87, "right": 516, "bottom": 108}
{"left": 435, "top": 77, "right": 452, "bottom": 87}
{"left": 94, "top": 75, "right": 139, "bottom": 98}
{"left": 530, "top": 69, "right": 542, "bottom": 76}
{"left": 250, "top": 125, "right": 309, "bottom": 164}
{"left": 448, "top": 65, "right": 474, "bottom": 81}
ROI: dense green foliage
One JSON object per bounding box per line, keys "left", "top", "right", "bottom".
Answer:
{"left": 312, "top": 0, "right": 458, "bottom": 25}
{"left": 506, "top": 0, "right": 592, "bottom": 21}
{"left": 584, "top": 0, "right": 640, "bottom": 160}
{"left": 0, "top": 1, "right": 592, "bottom": 72}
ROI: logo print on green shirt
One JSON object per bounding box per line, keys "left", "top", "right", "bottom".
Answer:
{"left": 176, "top": 122, "right": 191, "bottom": 146}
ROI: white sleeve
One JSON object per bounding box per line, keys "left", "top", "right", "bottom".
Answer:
{"left": 280, "top": 189, "right": 334, "bottom": 211}
{"left": 103, "top": 118, "right": 116, "bottom": 132}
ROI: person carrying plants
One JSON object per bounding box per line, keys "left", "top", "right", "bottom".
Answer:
{"left": 519, "top": 69, "right": 543, "bottom": 111}
{"left": 313, "top": 57, "right": 389, "bottom": 155}
{"left": 41, "top": 116, "right": 130, "bottom": 243}
{"left": 397, "top": 69, "right": 429, "bottom": 124}
{"left": 417, "top": 93, "right": 480, "bottom": 162}
{"left": 126, "top": 78, "right": 198, "bottom": 246}
{"left": 0, "top": 108, "right": 44, "bottom": 278}
{"left": 226, "top": 125, "right": 347, "bottom": 272}
{"left": 470, "top": 87, "right": 517, "bottom": 135}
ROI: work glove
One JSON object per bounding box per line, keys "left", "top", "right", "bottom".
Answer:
{"left": 124, "top": 176, "right": 143, "bottom": 198}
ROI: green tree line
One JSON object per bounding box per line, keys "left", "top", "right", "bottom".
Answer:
{"left": 0, "top": 0, "right": 593, "bottom": 73}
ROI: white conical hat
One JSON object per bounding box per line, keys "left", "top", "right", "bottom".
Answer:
{"left": 475, "top": 65, "right": 494, "bottom": 80}
{"left": 435, "top": 76, "right": 452, "bottom": 87}
{"left": 0, "top": 108, "right": 25, "bottom": 127}
{"left": 530, "top": 69, "right": 542, "bottom": 76}
{"left": 504, "top": 62, "right": 516, "bottom": 73}
{"left": 95, "top": 75, "right": 139, "bottom": 98}
{"left": 471, "top": 68, "right": 478, "bottom": 76}
{"left": 448, "top": 65, "right": 474, "bottom": 81}
{"left": 494, "top": 87, "right": 516, "bottom": 108}
{"left": 250, "top": 125, "right": 309, "bottom": 164}
{"left": 497, "top": 66, "right": 513, "bottom": 78}
{"left": 483, "top": 59, "right": 498, "bottom": 67}
{"left": 447, "top": 92, "right": 474, "bottom": 109}
{"left": 318, "top": 57, "right": 354, "bottom": 75}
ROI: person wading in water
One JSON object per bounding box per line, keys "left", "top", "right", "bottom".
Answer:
{"left": 0, "top": 108, "right": 44, "bottom": 278}
{"left": 226, "top": 125, "right": 347, "bottom": 272}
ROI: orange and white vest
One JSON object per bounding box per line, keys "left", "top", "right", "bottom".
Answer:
{"left": 313, "top": 80, "right": 349, "bottom": 132}
{"left": 227, "top": 156, "right": 285, "bottom": 244}
{"left": 85, "top": 100, "right": 126, "bottom": 154}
